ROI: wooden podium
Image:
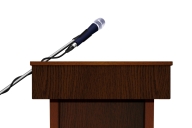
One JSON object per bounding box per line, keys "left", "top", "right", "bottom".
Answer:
{"left": 30, "top": 61, "right": 172, "bottom": 128}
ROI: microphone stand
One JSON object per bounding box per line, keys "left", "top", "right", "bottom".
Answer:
{"left": 0, "top": 39, "right": 74, "bottom": 95}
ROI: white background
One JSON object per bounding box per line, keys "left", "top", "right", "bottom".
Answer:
{"left": 0, "top": 0, "right": 191, "bottom": 128}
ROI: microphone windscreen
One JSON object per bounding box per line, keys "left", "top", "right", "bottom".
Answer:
{"left": 94, "top": 18, "right": 105, "bottom": 30}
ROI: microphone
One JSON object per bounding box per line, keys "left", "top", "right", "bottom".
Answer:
{"left": 74, "top": 18, "right": 105, "bottom": 46}
{"left": 64, "top": 18, "right": 105, "bottom": 53}
{"left": 0, "top": 18, "right": 105, "bottom": 95}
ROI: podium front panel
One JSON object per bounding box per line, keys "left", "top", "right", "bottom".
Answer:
{"left": 31, "top": 61, "right": 172, "bottom": 99}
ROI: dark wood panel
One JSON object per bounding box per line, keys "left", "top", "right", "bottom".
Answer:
{"left": 32, "top": 65, "right": 170, "bottom": 99}
{"left": 31, "top": 61, "right": 172, "bottom": 65}
{"left": 59, "top": 101, "right": 144, "bottom": 128}
{"left": 145, "top": 100, "right": 154, "bottom": 128}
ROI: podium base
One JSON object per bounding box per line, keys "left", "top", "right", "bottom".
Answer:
{"left": 50, "top": 99, "right": 154, "bottom": 128}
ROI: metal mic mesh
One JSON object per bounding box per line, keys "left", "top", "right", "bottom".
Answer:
{"left": 94, "top": 18, "right": 105, "bottom": 30}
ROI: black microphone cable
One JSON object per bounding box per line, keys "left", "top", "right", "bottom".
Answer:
{"left": 0, "top": 41, "right": 75, "bottom": 95}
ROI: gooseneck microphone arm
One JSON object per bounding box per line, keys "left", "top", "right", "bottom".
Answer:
{"left": 0, "top": 40, "right": 74, "bottom": 95}
{"left": 0, "top": 18, "right": 105, "bottom": 95}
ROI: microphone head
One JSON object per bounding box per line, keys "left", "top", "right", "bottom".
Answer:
{"left": 94, "top": 18, "right": 105, "bottom": 30}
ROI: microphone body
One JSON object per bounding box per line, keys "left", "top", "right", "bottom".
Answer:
{"left": 75, "top": 23, "right": 98, "bottom": 46}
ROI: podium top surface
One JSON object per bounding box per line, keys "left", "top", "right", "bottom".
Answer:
{"left": 30, "top": 61, "right": 173, "bottom": 65}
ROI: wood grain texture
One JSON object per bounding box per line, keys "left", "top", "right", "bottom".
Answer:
{"left": 145, "top": 100, "right": 154, "bottom": 128}
{"left": 32, "top": 62, "right": 171, "bottom": 99}
{"left": 50, "top": 100, "right": 59, "bottom": 128}
{"left": 31, "top": 61, "right": 172, "bottom": 65}
{"left": 59, "top": 100, "right": 144, "bottom": 128}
